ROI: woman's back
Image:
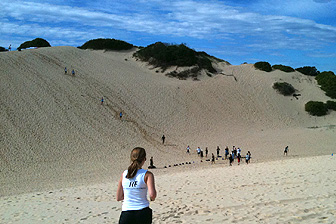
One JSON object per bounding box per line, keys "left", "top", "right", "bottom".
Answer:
{"left": 122, "top": 169, "right": 149, "bottom": 211}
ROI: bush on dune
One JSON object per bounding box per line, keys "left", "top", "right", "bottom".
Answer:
{"left": 254, "top": 61, "right": 272, "bottom": 72}
{"left": 134, "top": 42, "right": 217, "bottom": 73}
{"left": 315, "top": 71, "right": 336, "bottom": 99}
{"left": 272, "top": 64, "right": 294, "bottom": 73}
{"left": 305, "top": 101, "right": 328, "bottom": 116}
{"left": 273, "top": 82, "right": 296, "bottom": 96}
{"left": 79, "top": 38, "right": 133, "bottom": 51}
{"left": 0, "top": 46, "right": 8, "bottom": 52}
{"left": 295, "top": 66, "right": 319, "bottom": 76}
{"left": 326, "top": 101, "right": 336, "bottom": 111}
{"left": 18, "top": 38, "right": 51, "bottom": 50}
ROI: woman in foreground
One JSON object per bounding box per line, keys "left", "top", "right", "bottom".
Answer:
{"left": 116, "top": 147, "right": 157, "bottom": 224}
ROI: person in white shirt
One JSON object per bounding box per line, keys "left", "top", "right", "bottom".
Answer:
{"left": 237, "top": 148, "right": 241, "bottom": 157}
{"left": 116, "top": 147, "right": 157, "bottom": 224}
{"left": 196, "top": 147, "right": 201, "bottom": 156}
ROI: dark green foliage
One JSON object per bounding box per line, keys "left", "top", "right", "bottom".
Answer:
{"left": 272, "top": 64, "right": 294, "bottom": 72}
{"left": 0, "top": 46, "right": 8, "bottom": 52}
{"left": 18, "top": 38, "right": 51, "bottom": 50}
{"left": 295, "top": 66, "right": 319, "bottom": 76}
{"left": 198, "top": 51, "right": 229, "bottom": 64}
{"left": 305, "top": 101, "right": 328, "bottom": 116}
{"left": 79, "top": 38, "right": 133, "bottom": 51}
{"left": 254, "top": 61, "right": 272, "bottom": 72}
{"left": 134, "top": 42, "right": 217, "bottom": 73}
{"left": 315, "top": 71, "right": 336, "bottom": 99}
{"left": 273, "top": 82, "right": 296, "bottom": 96}
{"left": 326, "top": 101, "right": 336, "bottom": 111}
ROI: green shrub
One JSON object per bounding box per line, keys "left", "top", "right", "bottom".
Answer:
{"left": 134, "top": 42, "right": 217, "bottom": 73}
{"left": 79, "top": 38, "right": 133, "bottom": 51}
{"left": 295, "top": 66, "right": 319, "bottom": 76}
{"left": 305, "top": 101, "right": 328, "bottom": 116}
{"left": 273, "top": 82, "right": 296, "bottom": 96}
{"left": 272, "top": 64, "right": 294, "bottom": 72}
{"left": 326, "top": 101, "right": 336, "bottom": 111}
{"left": 254, "top": 61, "right": 272, "bottom": 72}
{"left": 315, "top": 71, "right": 336, "bottom": 99}
{"left": 18, "top": 38, "right": 51, "bottom": 50}
{"left": 0, "top": 46, "right": 8, "bottom": 52}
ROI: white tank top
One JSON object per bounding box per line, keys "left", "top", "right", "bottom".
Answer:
{"left": 122, "top": 169, "right": 149, "bottom": 211}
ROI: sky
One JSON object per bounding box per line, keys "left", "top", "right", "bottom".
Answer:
{"left": 1, "top": 0, "right": 336, "bottom": 72}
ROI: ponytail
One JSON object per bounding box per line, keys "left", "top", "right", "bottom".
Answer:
{"left": 126, "top": 147, "right": 146, "bottom": 179}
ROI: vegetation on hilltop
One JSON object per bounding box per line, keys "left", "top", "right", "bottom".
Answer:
{"left": 254, "top": 61, "right": 272, "bottom": 72}
{"left": 0, "top": 46, "right": 8, "bottom": 52}
{"left": 18, "top": 38, "right": 51, "bottom": 50}
{"left": 315, "top": 71, "right": 336, "bottom": 99}
{"left": 79, "top": 38, "right": 133, "bottom": 51}
{"left": 272, "top": 64, "right": 295, "bottom": 73}
{"left": 295, "top": 66, "right": 319, "bottom": 76}
{"left": 133, "top": 42, "right": 222, "bottom": 79}
{"left": 273, "top": 82, "right": 296, "bottom": 96}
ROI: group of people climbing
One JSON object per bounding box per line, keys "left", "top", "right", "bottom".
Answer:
{"left": 187, "top": 145, "right": 251, "bottom": 166}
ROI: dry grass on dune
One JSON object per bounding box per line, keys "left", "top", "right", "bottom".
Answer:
{"left": 1, "top": 46, "right": 335, "bottom": 196}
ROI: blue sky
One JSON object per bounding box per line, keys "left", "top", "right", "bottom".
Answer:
{"left": 1, "top": 0, "right": 336, "bottom": 72}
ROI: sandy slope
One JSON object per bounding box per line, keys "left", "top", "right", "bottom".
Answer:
{"left": 1, "top": 46, "right": 336, "bottom": 198}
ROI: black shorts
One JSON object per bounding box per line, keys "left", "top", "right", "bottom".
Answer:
{"left": 119, "top": 207, "right": 152, "bottom": 224}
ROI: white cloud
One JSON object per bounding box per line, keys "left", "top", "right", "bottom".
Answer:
{"left": 0, "top": 0, "right": 335, "bottom": 51}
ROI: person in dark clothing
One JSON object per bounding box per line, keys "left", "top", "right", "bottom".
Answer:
{"left": 233, "top": 146, "right": 237, "bottom": 158}
{"left": 211, "top": 153, "right": 215, "bottom": 164}
{"left": 161, "top": 135, "right": 165, "bottom": 144}
{"left": 216, "top": 146, "right": 220, "bottom": 157}
{"left": 148, "top": 157, "right": 156, "bottom": 169}
{"left": 284, "top": 146, "right": 289, "bottom": 156}
{"left": 225, "top": 146, "right": 229, "bottom": 160}
{"left": 229, "top": 154, "right": 234, "bottom": 166}
{"left": 237, "top": 153, "right": 241, "bottom": 165}
{"left": 205, "top": 147, "right": 208, "bottom": 157}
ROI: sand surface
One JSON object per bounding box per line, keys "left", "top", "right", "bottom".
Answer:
{"left": 1, "top": 155, "right": 335, "bottom": 223}
{"left": 1, "top": 46, "right": 336, "bottom": 223}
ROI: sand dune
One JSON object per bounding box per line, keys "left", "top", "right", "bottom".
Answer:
{"left": 1, "top": 46, "right": 336, "bottom": 222}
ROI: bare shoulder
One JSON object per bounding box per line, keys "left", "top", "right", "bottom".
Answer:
{"left": 146, "top": 170, "right": 154, "bottom": 175}
{"left": 145, "top": 170, "right": 154, "bottom": 178}
{"left": 145, "top": 170, "right": 154, "bottom": 182}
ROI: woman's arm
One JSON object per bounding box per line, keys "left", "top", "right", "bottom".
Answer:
{"left": 116, "top": 174, "right": 124, "bottom": 201}
{"left": 145, "top": 171, "right": 157, "bottom": 201}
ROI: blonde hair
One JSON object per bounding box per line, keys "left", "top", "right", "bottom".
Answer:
{"left": 126, "top": 147, "right": 146, "bottom": 179}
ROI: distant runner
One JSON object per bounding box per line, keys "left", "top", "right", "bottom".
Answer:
{"left": 284, "top": 146, "right": 289, "bottom": 156}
